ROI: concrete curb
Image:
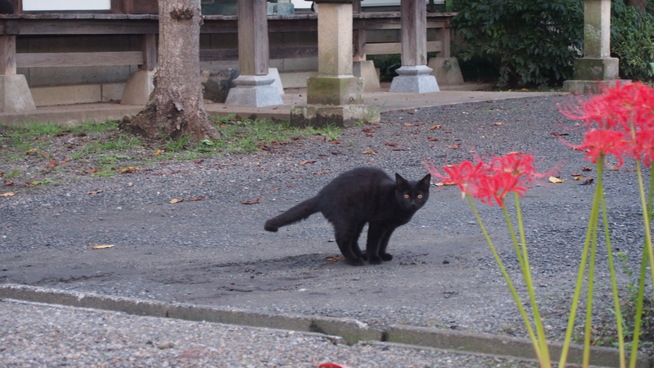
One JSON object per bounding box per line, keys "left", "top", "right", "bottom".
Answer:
{"left": 0, "top": 284, "right": 648, "bottom": 368}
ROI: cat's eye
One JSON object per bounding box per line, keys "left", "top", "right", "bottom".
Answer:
{"left": 417, "top": 194, "right": 424, "bottom": 199}
{"left": 403, "top": 194, "right": 410, "bottom": 199}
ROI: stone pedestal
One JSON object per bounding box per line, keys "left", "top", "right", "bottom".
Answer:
{"left": 225, "top": 75, "right": 283, "bottom": 107}
{"left": 353, "top": 60, "right": 381, "bottom": 91}
{"left": 390, "top": 65, "right": 439, "bottom": 93}
{"left": 291, "top": 0, "right": 379, "bottom": 127}
{"left": 0, "top": 75, "right": 36, "bottom": 113}
{"left": 564, "top": 0, "right": 623, "bottom": 93}
{"left": 428, "top": 57, "right": 464, "bottom": 86}
{"left": 121, "top": 70, "right": 155, "bottom": 105}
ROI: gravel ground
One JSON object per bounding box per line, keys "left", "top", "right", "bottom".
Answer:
{"left": 1, "top": 94, "right": 651, "bottom": 366}
{"left": 0, "top": 299, "right": 538, "bottom": 368}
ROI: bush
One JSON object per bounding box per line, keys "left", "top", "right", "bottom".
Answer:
{"left": 452, "top": 0, "right": 584, "bottom": 88}
{"left": 611, "top": 0, "right": 654, "bottom": 81}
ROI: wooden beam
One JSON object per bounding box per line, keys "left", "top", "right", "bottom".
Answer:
{"left": 16, "top": 51, "right": 143, "bottom": 68}
{"left": 365, "top": 41, "right": 440, "bottom": 56}
{"left": 236, "top": 0, "right": 269, "bottom": 76}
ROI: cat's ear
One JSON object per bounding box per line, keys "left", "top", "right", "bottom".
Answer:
{"left": 395, "top": 173, "right": 408, "bottom": 187}
{"left": 418, "top": 174, "right": 432, "bottom": 191}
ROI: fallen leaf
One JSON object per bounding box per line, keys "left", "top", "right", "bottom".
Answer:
{"left": 429, "top": 125, "right": 442, "bottom": 130}
{"left": 119, "top": 166, "right": 139, "bottom": 174}
{"left": 188, "top": 196, "right": 206, "bottom": 202}
{"left": 403, "top": 123, "right": 414, "bottom": 127}
{"left": 363, "top": 150, "right": 376, "bottom": 155}
{"left": 385, "top": 142, "right": 398, "bottom": 147}
{"left": 153, "top": 149, "right": 164, "bottom": 156}
{"left": 427, "top": 137, "right": 438, "bottom": 142}
{"left": 84, "top": 168, "right": 101, "bottom": 175}
{"left": 573, "top": 176, "right": 584, "bottom": 181}
{"left": 88, "top": 189, "right": 104, "bottom": 195}
{"left": 4, "top": 180, "right": 14, "bottom": 186}
{"left": 169, "top": 198, "right": 184, "bottom": 204}
{"left": 493, "top": 122, "right": 505, "bottom": 126}
{"left": 582, "top": 167, "right": 593, "bottom": 172}
{"left": 314, "top": 171, "right": 328, "bottom": 175}
{"left": 549, "top": 176, "right": 565, "bottom": 184}
{"left": 92, "top": 244, "right": 115, "bottom": 250}
{"left": 327, "top": 256, "right": 345, "bottom": 262}
{"left": 298, "top": 160, "right": 316, "bottom": 166}
{"left": 581, "top": 178, "right": 594, "bottom": 185}
{"left": 392, "top": 148, "right": 408, "bottom": 151}
{"left": 447, "top": 143, "right": 461, "bottom": 149}
{"left": 1, "top": 192, "right": 15, "bottom": 197}
{"left": 241, "top": 196, "right": 261, "bottom": 205}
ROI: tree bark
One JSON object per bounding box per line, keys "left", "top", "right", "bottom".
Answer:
{"left": 121, "top": 0, "right": 218, "bottom": 141}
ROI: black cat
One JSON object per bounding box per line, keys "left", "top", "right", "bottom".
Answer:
{"left": 264, "top": 167, "right": 431, "bottom": 266}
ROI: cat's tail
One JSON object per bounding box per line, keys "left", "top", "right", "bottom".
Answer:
{"left": 264, "top": 197, "right": 320, "bottom": 232}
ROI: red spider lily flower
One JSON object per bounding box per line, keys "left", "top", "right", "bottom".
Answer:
{"left": 424, "top": 159, "right": 489, "bottom": 200}
{"left": 559, "top": 82, "right": 654, "bottom": 132}
{"left": 633, "top": 125, "right": 654, "bottom": 167}
{"left": 424, "top": 152, "right": 541, "bottom": 207}
{"left": 575, "top": 128, "right": 631, "bottom": 167}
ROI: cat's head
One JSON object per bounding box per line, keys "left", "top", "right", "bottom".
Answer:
{"left": 394, "top": 173, "right": 431, "bottom": 211}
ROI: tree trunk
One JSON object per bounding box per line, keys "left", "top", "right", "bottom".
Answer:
{"left": 121, "top": 0, "right": 218, "bottom": 141}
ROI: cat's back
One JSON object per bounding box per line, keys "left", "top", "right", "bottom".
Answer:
{"left": 318, "top": 167, "right": 393, "bottom": 199}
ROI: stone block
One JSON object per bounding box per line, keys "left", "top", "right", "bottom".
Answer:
{"left": 202, "top": 68, "right": 240, "bottom": 103}
{"left": 31, "top": 84, "right": 101, "bottom": 106}
{"left": 290, "top": 104, "right": 380, "bottom": 127}
{"left": 306, "top": 76, "right": 363, "bottom": 105}
{"left": 353, "top": 60, "right": 381, "bottom": 91}
{"left": 225, "top": 75, "right": 284, "bottom": 107}
{"left": 390, "top": 65, "right": 439, "bottom": 93}
{"left": 0, "top": 75, "right": 36, "bottom": 113}
{"left": 121, "top": 70, "right": 155, "bottom": 105}
{"left": 428, "top": 57, "right": 464, "bottom": 86}
{"left": 573, "top": 57, "right": 619, "bottom": 80}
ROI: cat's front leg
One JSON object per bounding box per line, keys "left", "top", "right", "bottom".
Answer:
{"left": 366, "top": 224, "right": 386, "bottom": 265}
{"left": 379, "top": 228, "right": 396, "bottom": 261}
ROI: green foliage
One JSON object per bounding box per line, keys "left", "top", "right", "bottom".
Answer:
{"left": 452, "top": 0, "right": 584, "bottom": 88}
{"left": 611, "top": 0, "right": 654, "bottom": 81}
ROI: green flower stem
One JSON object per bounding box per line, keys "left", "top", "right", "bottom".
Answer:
{"left": 634, "top": 160, "right": 654, "bottom": 292}
{"left": 558, "top": 158, "right": 604, "bottom": 367}
{"left": 599, "top": 191, "right": 626, "bottom": 368}
{"left": 583, "top": 205, "right": 599, "bottom": 367}
{"left": 513, "top": 193, "right": 551, "bottom": 363}
{"left": 503, "top": 205, "right": 526, "bottom": 270}
{"left": 630, "top": 245, "right": 649, "bottom": 368}
{"left": 629, "top": 166, "right": 654, "bottom": 368}
{"left": 467, "top": 196, "right": 548, "bottom": 366}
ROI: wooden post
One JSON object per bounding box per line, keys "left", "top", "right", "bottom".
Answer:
{"left": 352, "top": 0, "right": 365, "bottom": 62}
{"left": 140, "top": 33, "right": 157, "bottom": 71}
{"left": 0, "top": 35, "right": 16, "bottom": 76}
{"left": 237, "top": 0, "right": 269, "bottom": 76}
{"left": 389, "top": 0, "right": 438, "bottom": 93}
{"left": 225, "top": 0, "right": 282, "bottom": 107}
{"left": 400, "top": 0, "right": 427, "bottom": 67}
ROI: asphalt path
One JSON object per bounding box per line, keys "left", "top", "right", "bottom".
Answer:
{"left": 1, "top": 94, "right": 645, "bottom": 345}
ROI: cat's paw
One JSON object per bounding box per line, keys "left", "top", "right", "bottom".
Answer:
{"left": 381, "top": 253, "right": 393, "bottom": 261}
{"left": 346, "top": 258, "right": 365, "bottom": 266}
{"left": 368, "top": 256, "right": 383, "bottom": 265}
